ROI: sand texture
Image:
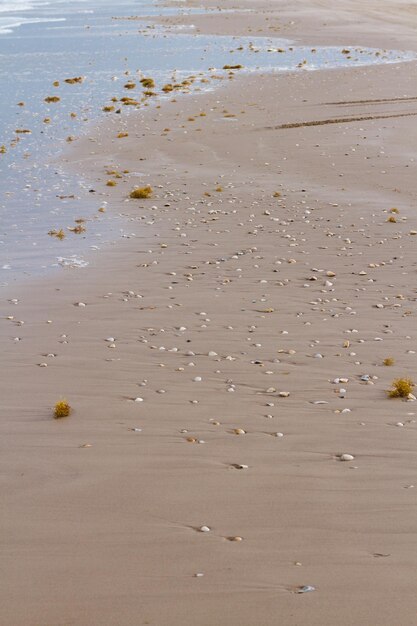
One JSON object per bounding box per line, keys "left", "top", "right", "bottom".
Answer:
{"left": 1, "top": 0, "right": 417, "bottom": 624}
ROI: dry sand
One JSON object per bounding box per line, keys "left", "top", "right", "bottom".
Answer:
{"left": 1, "top": 1, "right": 417, "bottom": 624}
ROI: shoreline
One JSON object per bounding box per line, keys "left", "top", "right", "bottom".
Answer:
{"left": 1, "top": 1, "right": 417, "bottom": 625}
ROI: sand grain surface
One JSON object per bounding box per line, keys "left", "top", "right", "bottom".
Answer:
{"left": 1, "top": 1, "right": 417, "bottom": 624}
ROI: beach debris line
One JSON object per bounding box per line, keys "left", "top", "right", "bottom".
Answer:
{"left": 54, "top": 399, "right": 71, "bottom": 419}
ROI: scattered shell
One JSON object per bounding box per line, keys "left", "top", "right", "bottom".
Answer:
{"left": 233, "top": 428, "right": 246, "bottom": 435}
{"left": 340, "top": 453, "right": 355, "bottom": 461}
{"left": 296, "top": 585, "right": 316, "bottom": 594}
{"left": 199, "top": 525, "right": 211, "bottom": 533}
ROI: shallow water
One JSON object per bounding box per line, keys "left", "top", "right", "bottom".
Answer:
{"left": 0, "top": 0, "right": 415, "bottom": 284}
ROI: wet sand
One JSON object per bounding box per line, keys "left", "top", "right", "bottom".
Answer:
{"left": 1, "top": 1, "right": 417, "bottom": 625}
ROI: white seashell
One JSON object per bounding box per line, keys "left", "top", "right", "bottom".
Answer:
{"left": 193, "top": 376, "right": 202, "bottom": 382}
{"left": 105, "top": 337, "right": 115, "bottom": 342}
{"left": 279, "top": 391, "right": 290, "bottom": 397}
{"left": 297, "top": 585, "right": 315, "bottom": 594}
{"left": 134, "top": 397, "right": 144, "bottom": 403}
{"left": 340, "top": 453, "right": 355, "bottom": 461}
{"left": 199, "top": 525, "right": 210, "bottom": 533}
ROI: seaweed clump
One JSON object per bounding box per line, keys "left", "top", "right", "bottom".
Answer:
{"left": 223, "top": 64, "right": 243, "bottom": 70}
{"left": 44, "top": 96, "right": 61, "bottom": 103}
{"left": 129, "top": 186, "right": 153, "bottom": 199}
{"left": 140, "top": 77, "right": 155, "bottom": 89}
{"left": 54, "top": 399, "right": 71, "bottom": 419}
{"left": 383, "top": 357, "right": 395, "bottom": 366}
{"left": 48, "top": 228, "right": 65, "bottom": 240}
{"left": 64, "top": 77, "right": 84, "bottom": 84}
{"left": 388, "top": 378, "right": 415, "bottom": 398}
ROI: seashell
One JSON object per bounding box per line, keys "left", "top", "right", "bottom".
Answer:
{"left": 297, "top": 585, "right": 315, "bottom": 594}
{"left": 134, "top": 397, "right": 144, "bottom": 403}
{"left": 233, "top": 428, "right": 246, "bottom": 435}
{"left": 199, "top": 525, "right": 210, "bottom": 533}
{"left": 79, "top": 444, "right": 92, "bottom": 448}
{"left": 186, "top": 437, "right": 197, "bottom": 443}
{"left": 193, "top": 376, "right": 202, "bottom": 382}
{"left": 279, "top": 391, "right": 290, "bottom": 397}
{"left": 227, "top": 536, "right": 243, "bottom": 542}
{"left": 340, "top": 453, "right": 355, "bottom": 461}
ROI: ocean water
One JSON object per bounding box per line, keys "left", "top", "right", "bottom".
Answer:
{"left": 0, "top": 0, "right": 415, "bottom": 284}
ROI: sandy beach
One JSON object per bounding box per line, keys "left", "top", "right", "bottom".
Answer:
{"left": 1, "top": 1, "right": 417, "bottom": 624}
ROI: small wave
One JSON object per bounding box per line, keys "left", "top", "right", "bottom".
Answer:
{"left": 0, "top": 16, "right": 65, "bottom": 34}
